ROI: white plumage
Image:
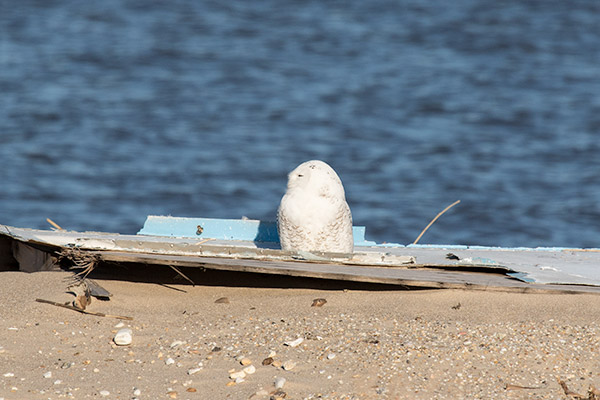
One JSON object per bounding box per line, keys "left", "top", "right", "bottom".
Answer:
{"left": 277, "top": 160, "right": 354, "bottom": 254}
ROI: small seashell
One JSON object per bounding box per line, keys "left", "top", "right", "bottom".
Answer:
{"left": 43, "top": 371, "right": 52, "bottom": 379}
{"left": 284, "top": 338, "right": 304, "bottom": 347}
{"left": 114, "top": 322, "right": 125, "bottom": 328}
{"left": 186, "top": 387, "right": 197, "bottom": 392}
{"left": 165, "top": 357, "right": 175, "bottom": 365}
{"left": 272, "top": 360, "right": 282, "bottom": 368}
{"left": 311, "top": 298, "right": 327, "bottom": 307}
{"left": 167, "top": 390, "right": 177, "bottom": 399}
{"left": 99, "top": 390, "right": 110, "bottom": 397}
{"left": 113, "top": 328, "right": 133, "bottom": 346}
{"left": 215, "top": 297, "right": 230, "bottom": 304}
{"left": 133, "top": 388, "right": 141, "bottom": 396}
{"left": 282, "top": 360, "right": 296, "bottom": 371}
{"left": 235, "top": 377, "right": 245, "bottom": 384}
{"left": 274, "top": 377, "right": 286, "bottom": 389}
{"left": 327, "top": 353, "right": 336, "bottom": 360}
{"left": 242, "top": 365, "right": 256, "bottom": 375}
{"left": 170, "top": 340, "right": 185, "bottom": 348}
{"left": 268, "top": 350, "right": 277, "bottom": 358}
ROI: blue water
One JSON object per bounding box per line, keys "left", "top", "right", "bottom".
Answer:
{"left": 1, "top": 0, "right": 600, "bottom": 248}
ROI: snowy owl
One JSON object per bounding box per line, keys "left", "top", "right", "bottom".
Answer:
{"left": 277, "top": 160, "right": 354, "bottom": 254}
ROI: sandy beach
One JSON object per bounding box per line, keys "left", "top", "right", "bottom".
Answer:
{"left": 1, "top": 267, "right": 599, "bottom": 399}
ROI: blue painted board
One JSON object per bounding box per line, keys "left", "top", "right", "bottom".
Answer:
{"left": 138, "top": 215, "right": 377, "bottom": 246}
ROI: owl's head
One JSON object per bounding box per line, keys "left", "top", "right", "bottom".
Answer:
{"left": 286, "top": 160, "right": 346, "bottom": 199}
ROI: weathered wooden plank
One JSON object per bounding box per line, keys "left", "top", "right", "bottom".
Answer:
{"left": 94, "top": 250, "right": 600, "bottom": 294}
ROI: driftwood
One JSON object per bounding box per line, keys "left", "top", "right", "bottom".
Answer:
{"left": 35, "top": 298, "right": 133, "bottom": 320}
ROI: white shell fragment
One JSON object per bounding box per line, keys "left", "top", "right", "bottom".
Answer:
{"left": 242, "top": 365, "right": 256, "bottom": 375}
{"left": 113, "top": 328, "right": 133, "bottom": 346}
{"left": 284, "top": 338, "right": 304, "bottom": 348}
{"left": 230, "top": 370, "right": 246, "bottom": 380}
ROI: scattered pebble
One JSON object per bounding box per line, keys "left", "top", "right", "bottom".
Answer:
{"left": 165, "top": 357, "right": 175, "bottom": 365}
{"left": 311, "top": 298, "right": 327, "bottom": 307}
{"left": 272, "top": 360, "right": 282, "bottom": 368}
{"left": 275, "top": 377, "right": 286, "bottom": 389}
{"left": 99, "top": 390, "right": 110, "bottom": 397}
{"left": 3, "top": 373, "right": 14, "bottom": 377}
{"left": 133, "top": 388, "right": 141, "bottom": 396}
{"left": 327, "top": 353, "right": 336, "bottom": 360}
{"left": 113, "top": 328, "right": 133, "bottom": 346}
{"left": 284, "top": 338, "right": 304, "bottom": 347}
{"left": 268, "top": 351, "right": 277, "bottom": 358}
{"left": 167, "top": 390, "right": 177, "bottom": 398}
{"left": 271, "top": 390, "right": 287, "bottom": 400}
{"left": 170, "top": 340, "right": 185, "bottom": 348}
{"left": 186, "top": 387, "right": 197, "bottom": 392}
{"left": 262, "top": 357, "right": 274, "bottom": 366}
{"left": 43, "top": 371, "right": 52, "bottom": 379}
{"left": 114, "top": 322, "right": 125, "bottom": 328}
{"left": 240, "top": 357, "right": 252, "bottom": 366}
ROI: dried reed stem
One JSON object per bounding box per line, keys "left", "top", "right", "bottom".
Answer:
{"left": 413, "top": 200, "right": 461, "bottom": 245}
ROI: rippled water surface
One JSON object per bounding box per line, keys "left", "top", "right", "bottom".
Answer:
{"left": 2, "top": 0, "right": 600, "bottom": 247}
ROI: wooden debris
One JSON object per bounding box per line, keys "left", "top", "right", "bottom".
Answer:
{"left": 35, "top": 298, "right": 133, "bottom": 320}
{"left": 215, "top": 297, "right": 230, "bottom": 304}
{"left": 505, "top": 384, "right": 544, "bottom": 390}
{"left": 46, "top": 218, "right": 64, "bottom": 231}
{"left": 168, "top": 264, "right": 195, "bottom": 286}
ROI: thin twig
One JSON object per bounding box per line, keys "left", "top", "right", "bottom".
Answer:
{"left": 46, "top": 218, "right": 64, "bottom": 231}
{"left": 413, "top": 200, "right": 461, "bottom": 245}
{"left": 168, "top": 265, "right": 195, "bottom": 286}
{"left": 35, "top": 298, "right": 133, "bottom": 320}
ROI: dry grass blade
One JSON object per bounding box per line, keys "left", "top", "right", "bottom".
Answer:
{"left": 58, "top": 248, "right": 99, "bottom": 279}
{"left": 413, "top": 200, "right": 461, "bottom": 245}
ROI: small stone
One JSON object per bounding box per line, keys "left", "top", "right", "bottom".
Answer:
{"left": 170, "top": 340, "right": 185, "bottom": 348}
{"left": 187, "top": 367, "right": 202, "bottom": 375}
{"left": 311, "top": 298, "right": 327, "bottom": 307}
{"left": 114, "top": 322, "right": 125, "bottom": 328}
{"left": 242, "top": 365, "right": 256, "bottom": 375}
{"left": 327, "top": 353, "right": 336, "bottom": 360}
{"left": 226, "top": 381, "right": 236, "bottom": 387}
{"left": 133, "top": 388, "right": 141, "bottom": 396}
{"left": 271, "top": 390, "right": 287, "bottom": 399}
{"left": 165, "top": 357, "right": 175, "bottom": 365}
{"left": 284, "top": 338, "right": 304, "bottom": 348}
{"left": 272, "top": 360, "right": 282, "bottom": 368}
{"left": 282, "top": 360, "right": 296, "bottom": 371}
{"left": 3, "top": 373, "right": 14, "bottom": 377}
{"left": 43, "top": 371, "right": 52, "bottom": 379}
{"left": 167, "top": 390, "right": 177, "bottom": 398}
{"left": 240, "top": 357, "right": 252, "bottom": 366}
{"left": 235, "top": 377, "right": 245, "bottom": 384}
{"left": 53, "top": 380, "right": 62, "bottom": 385}
{"left": 215, "top": 297, "right": 230, "bottom": 304}
{"left": 230, "top": 370, "right": 246, "bottom": 380}
{"left": 262, "top": 357, "right": 274, "bottom": 366}
{"left": 186, "top": 387, "right": 197, "bottom": 392}
{"left": 99, "top": 390, "right": 110, "bottom": 397}
{"left": 274, "top": 377, "right": 286, "bottom": 389}
{"left": 113, "top": 328, "right": 133, "bottom": 346}
{"left": 268, "top": 350, "right": 277, "bottom": 358}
